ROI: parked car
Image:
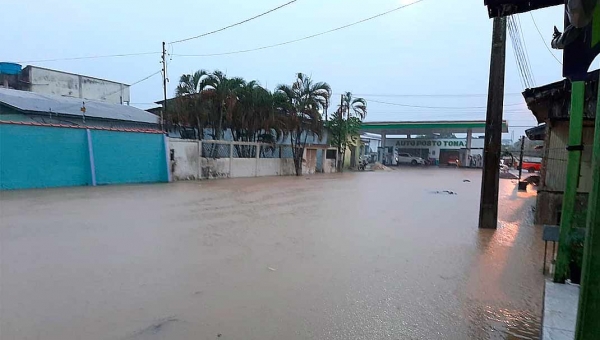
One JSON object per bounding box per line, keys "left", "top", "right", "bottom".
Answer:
{"left": 395, "top": 153, "right": 425, "bottom": 165}
{"left": 447, "top": 155, "right": 460, "bottom": 167}
{"left": 519, "top": 160, "right": 542, "bottom": 173}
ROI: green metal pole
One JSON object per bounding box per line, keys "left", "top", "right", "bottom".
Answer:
{"left": 575, "top": 77, "right": 600, "bottom": 340}
{"left": 554, "top": 81, "right": 585, "bottom": 283}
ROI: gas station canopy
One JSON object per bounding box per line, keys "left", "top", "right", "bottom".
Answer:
{"left": 361, "top": 120, "right": 509, "bottom": 136}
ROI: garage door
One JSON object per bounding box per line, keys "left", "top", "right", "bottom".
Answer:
{"left": 439, "top": 149, "right": 459, "bottom": 165}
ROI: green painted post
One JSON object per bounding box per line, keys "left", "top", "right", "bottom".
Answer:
{"left": 554, "top": 81, "right": 585, "bottom": 283}
{"left": 575, "top": 74, "right": 600, "bottom": 340}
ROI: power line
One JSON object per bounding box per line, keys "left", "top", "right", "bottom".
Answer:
{"left": 517, "top": 14, "right": 536, "bottom": 85}
{"left": 507, "top": 16, "right": 527, "bottom": 88}
{"left": 364, "top": 98, "right": 524, "bottom": 109}
{"left": 169, "top": 0, "right": 298, "bottom": 44}
{"left": 334, "top": 92, "right": 523, "bottom": 98}
{"left": 530, "top": 12, "right": 562, "bottom": 65}
{"left": 172, "top": 0, "right": 425, "bottom": 57}
{"left": 17, "top": 52, "right": 160, "bottom": 63}
{"left": 101, "top": 70, "right": 162, "bottom": 99}
{"left": 507, "top": 15, "right": 535, "bottom": 88}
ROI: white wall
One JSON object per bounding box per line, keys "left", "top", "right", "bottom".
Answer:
{"left": 170, "top": 140, "right": 199, "bottom": 180}
{"left": 27, "top": 67, "right": 130, "bottom": 104}
{"left": 168, "top": 139, "right": 304, "bottom": 180}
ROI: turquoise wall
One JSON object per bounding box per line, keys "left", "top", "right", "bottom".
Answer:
{"left": 92, "top": 130, "right": 168, "bottom": 185}
{"left": 0, "top": 124, "right": 91, "bottom": 189}
{"left": 0, "top": 124, "right": 168, "bottom": 190}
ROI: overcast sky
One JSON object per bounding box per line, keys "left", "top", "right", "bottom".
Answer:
{"left": 3, "top": 0, "right": 570, "bottom": 141}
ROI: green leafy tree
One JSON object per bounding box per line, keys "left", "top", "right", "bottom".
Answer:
{"left": 330, "top": 92, "right": 367, "bottom": 170}
{"left": 326, "top": 112, "right": 362, "bottom": 171}
{"left": 275, "top": 73, "right": 331, "bottom": 176}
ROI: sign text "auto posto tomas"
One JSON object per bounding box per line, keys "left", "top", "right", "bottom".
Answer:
{"left": 395, "top": 140, "right": 466, "bottom": 147}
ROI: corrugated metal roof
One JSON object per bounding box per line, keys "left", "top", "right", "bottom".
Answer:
{"left": 0, "top": 88, "right": 158, "bottom": 124}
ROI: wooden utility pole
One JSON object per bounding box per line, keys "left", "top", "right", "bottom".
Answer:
{"left": 518, "top": 135, "right": 525, "bottom": 181}
{"left": 161, "top": 41, "right": 167, "bottom": 132}
{"left": 479, "top": 17, "right": 507, "bottom": 229}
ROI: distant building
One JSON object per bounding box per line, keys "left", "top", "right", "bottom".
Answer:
{"left": 0, "top": 88, "right": 158, "bottom": 130}
{"left": 1, "top": 63, "right": 130, "bottom": 105}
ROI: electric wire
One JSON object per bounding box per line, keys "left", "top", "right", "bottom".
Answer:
{"left": 17, "top": 52, "right": 160, "bottom": 63}
{"left": 169, "top": 0, "right": 298, "bottom": 44}
{"left": 530, "top": 12, "right": 563, "bottom": 65}
{"left": 172, "top": 0, "right": 425, "bottom": 57}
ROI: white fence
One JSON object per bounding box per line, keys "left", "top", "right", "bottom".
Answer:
{"left": 169, "top": 139, "right": 337, "bottom": 180}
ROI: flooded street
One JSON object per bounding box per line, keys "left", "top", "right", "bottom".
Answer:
{"left": 0, "top": 168, "right": 544, "bottom": 340}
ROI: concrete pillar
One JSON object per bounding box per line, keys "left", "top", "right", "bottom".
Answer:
{"left": 86, "top": 129, "right": 97, "bottom": 186}
{"left": 466, "top": 128, "right": 473, "bottom": 167}
{"left": 380, "top": 132, "right": 387, "bottom": 163}
{"left": 197, "top": 140, "right": 202, "bottom": 179}
{"left": 229, "top": 142, "right": 234, "bottom": 178}
{"left": 163, "top": 134, "right": 172, "bottom": 183}
{"left": 255, "top": 144, "right": 261, "bottom": 177}
{"left": 322, "top": 148, "right": 327, "bottom": 173}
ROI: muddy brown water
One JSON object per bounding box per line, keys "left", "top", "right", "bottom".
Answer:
{"left": 0, "top": 168, "right": 544, "bottom": 340}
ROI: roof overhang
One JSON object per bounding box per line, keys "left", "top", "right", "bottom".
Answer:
{"left": 484, "top": 0, "right": 563, "bottom": 18}
{"left": 522, "top": 70, "right": 598, "bottom": 123}
{"left": 361, "top": 120, "right": 508, "bottom": 135}
{"left": 525, "top": 124, "right": 546, "bottom": 141}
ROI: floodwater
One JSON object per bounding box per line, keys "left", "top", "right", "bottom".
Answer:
{"left": 0, "top": 168, "right": 544, "bottom": 340}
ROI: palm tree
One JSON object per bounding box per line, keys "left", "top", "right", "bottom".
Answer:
{"left": 276, "top": 73, "right": 331, "bottom": 176}
{"left": 340, "top": 92, "right": 367, "bottom": 120}
{"left": 174, "top": 70, "right": 210, "bottom": 139}
{"left": 196, "top": 70, "right": 245, "bottom": 141}
{"left": 334, "top": 92, "right": 367, "bottom": 170}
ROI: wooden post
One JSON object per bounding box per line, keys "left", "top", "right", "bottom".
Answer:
{"left": 518, "top": 136, "right": 525, "bottom": 181}
{"left": 575, "top": 75, "right": 600, "bottom": 339}
{"left": 555, "top": 81, "right": 586, "bottom": 283}
{"left": 479, "top": 16, "right": 507, "bottom": 229}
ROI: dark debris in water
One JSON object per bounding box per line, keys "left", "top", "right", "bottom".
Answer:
{"left": 128, "top": 316, "right": 180, "bottom": 338}
{"left": 430, "top": 190, "right": 458, "bottom": 195}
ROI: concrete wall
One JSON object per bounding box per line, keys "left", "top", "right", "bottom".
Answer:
{"left": 169, "top": 139, "right": 323, "bottom": 179}
{"left": 170, "top": 140, "right": 200, "bottom": 180}
{"left": 0, "top": 124, "right": 91, "bottom": 189}
{"left": 91, "top": 130, "right": 168, "bottom": 185}
{"left": 25, "top": 66, "right": 130, "bottom": 104}
{"left": 200, "top": 158, "right": 231, "bottom": 179}
{"left": 0, "top": 123, "right": 168, "bottom": 190}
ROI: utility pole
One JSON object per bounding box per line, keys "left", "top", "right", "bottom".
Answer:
{"left": 518, "top": 135, "right": 525, "bottom": 181}
{"left": 161, "top": 41, "right": 167, "bottom": 132}
{"left": 479, "top": 16, "right": 507, "bottom": 229}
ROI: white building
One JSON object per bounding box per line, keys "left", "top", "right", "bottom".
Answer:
{"left": 19, "top": 66, "right": 130, "bottom": 105}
